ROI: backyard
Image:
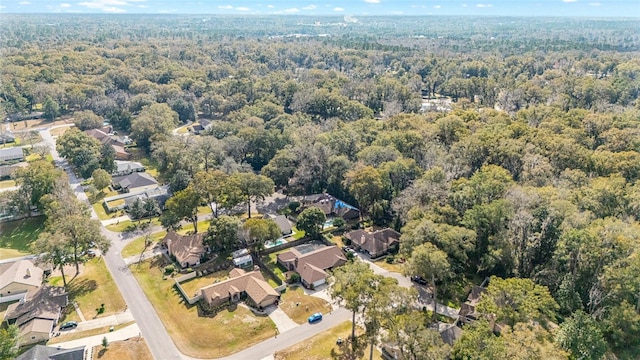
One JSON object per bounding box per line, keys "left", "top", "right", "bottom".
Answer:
{"left": 92, "top": 338, "right": 154, "bottom": 360}
{"left": 48, "top": 258, "right": 126, "bottom": 320}
{"left": 279, "top": 286, "right": 333, "bottom": 324}
{"left": 274, "top": 321, "right": 382, "bottom": 360}
{"left": 131, "top": 257, "right": 276, "bottom": 358}
{"left": 0, "top": 217, "right": 44, "bottom": 260}
{"left": 261, "top": 251, "right": 289, "bottom": 283}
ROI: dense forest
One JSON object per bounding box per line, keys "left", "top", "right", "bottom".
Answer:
{"left": 1, "top": 15, "right": 639, "bottom": 359}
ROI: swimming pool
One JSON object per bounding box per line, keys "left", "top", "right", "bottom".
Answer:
{"left": 323, "top": 219, "right": 335, "bottom": 230}
{"left": 264, "top": 238, "right": 287, "bottom": 249}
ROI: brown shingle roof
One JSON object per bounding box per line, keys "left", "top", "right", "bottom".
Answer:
{"left": 164, "top": 231, "right": 206, "bottom": 266}
{"left": 345, "top": 228, "right": 400, "bottom": 256}
{"left": 200, "top": 269, "right": 279, "bottom": 306}
{"left": 4, "top": 286, "right": 67, "bottom": 325}
{"left": 0, "top": 259, "right": 44, "bottom": 292}
{"left": 278, "top": 245, "right": 346, "bottom": 285}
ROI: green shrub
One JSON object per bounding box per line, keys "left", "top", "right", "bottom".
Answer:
{"left": 386, "top": 255, "right": 395, "bottom": 264}
{"left": 287, "top": 273, "right": 301, "bottom": 284}
{"left": 332, "top": 218, "right": 345, "bottom": 229}
{"left": 288, "top": 201, "right": 301, "bottom": 212}
{"left": 164, "top": 265, "right": 175, "bottom": 275}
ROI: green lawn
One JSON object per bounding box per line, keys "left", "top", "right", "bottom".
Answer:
{"left": 0, "top": 180, "right": 16, "bottom": 189}
{"left": 49, "top": 258, "right": 126, "bottom": 319}
{"left": 121, "top": 231, "right": 167, "bottom": 258}
{"left": 291, "top": 227, "right": 305, "bottom": 240}
{"left": 105, "top": 218, "right": 161, "bottom": 232}
{"left": 261, "top": 253, "right": 288, "bottom": 283}
{"left": 279, "top": 286, "right": 332, "bottom": 324}
{"left": 372, "top": 257, "right": 405, "bottom": 274}
{"left": 92, "top": 202, "right": 114, "bottom": 221}
{"left": 274, "top": 321, "right": 382, "bottom": 360}
{"left": 0, "top": 217, "right": 44, "bottom": 259}
{"left": 131, "top": 257, "right": 276, "bottom": 358}
{"left": 177, "top": 218, "right": 211, "bottom": 235}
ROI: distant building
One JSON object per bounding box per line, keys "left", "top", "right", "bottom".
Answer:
{"left": 302, "top": 193, "right": 360, "bottom": 221}
{"left": 0, "top": 147, "right": 24, "bottom": 163}
{"left": 263, "top": 214, "right": 292, "bottom": 236}
{"left": 112, "top": 160, "right": 145, "bottom": 176}
{"left": 112, "top": 172, "right": 158, "bottom": 193}
{"left": 0, "top": 259, "right": 44, "bottom": 298}
{"left": 344, "top": 228, "right": 401, "bottom": 258}
{"left": 0, "top": 132, "right": 16, "bottom": 144}
{"left": 84, "top": 126, "right": 130, "bottom": 160}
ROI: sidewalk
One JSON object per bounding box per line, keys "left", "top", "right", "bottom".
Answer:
{"left": 100, "top": 215, "right": 132, "bottom": 226}
{"left": 74, "top": 309, "right": 136, "bottom": 332}
{"left": 122, "top": 247, "right": 165, "bottom": 266}
{"left": 50, "top": 323, "right": 141, "bottom": 350}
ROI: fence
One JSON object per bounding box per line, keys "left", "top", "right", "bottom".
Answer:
{"left": 174, "top": 272, "right": 203, "bottom": 305}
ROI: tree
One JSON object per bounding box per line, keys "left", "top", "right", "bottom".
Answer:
{"left": 205, "top": 215, "right": 240, "bottom": 251}
{"left": 330, "top": 261, "right": 376, "bottom": 350}
{"left": 100, "top": 143, "right": 116, "bottom": 174}
{"left": 102, "top": 336, "right": 109, "bottom": 349}
{"left": 72, "top": 110, "right": 102, "bottom": 130}
{"left": 31, "top": 231, "right": 73, "bottom": 287}
{"left": 0, "top": 325, "right": 19, "bottom": 360}
{"left": 92, "top": 168, "right": 111, "bottom": 192}
{"left": 170, "top": 98, "right": 197, "bottom": 123}
{"left": 231, "top": 172, "right": 274, "bottom": 218}
{"left": 13, "top": 160, "right": 66, "bottom": 212}
{"left": 556, "top": 310, "right": 607, "bottom": 360}
{"left": 192, "top": 170, "right": 236, "bottom": 216}
{"left": 404, "top": 242, "right": 452, "bottom": 322}
{"left": 131, "top": 103, "right": 178, "bottom": 151}
{"left": 386, "top": 312, "right": 450, "bottom": 360}
{"left": 43, "top": 95, "right": 59, "bottom": 121}
{"left": 169, "top": 169, "right": 192, "bottom": 193}
{"left": 56, "top": 128, "right": 102, "bottom": 178}
{"left": 242, "top": 218, "right": 280, "bottom": 256}
{"left": 162, "top": 185, "right": 200, "bottom": 232}
{"left": 296, "top": 207, "right": 326, "bottom": 240}
{"left": 344, "top": 165, "right": 386, "bottom": 216}
{"left": 363, "top": 276, "right": 402, "bottom": 360}
{"left": 477, "top": 276, "right": 558, "bottom": 328}
{"left": 128, "top": 197, "right": 145, "bottom": 221}
{"left": 143, "top": 198, "right": 161, "bottom": 220}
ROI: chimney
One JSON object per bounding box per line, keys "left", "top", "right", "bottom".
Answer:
{"left": 25, "top": 268, "right": 31, "bottom": 278}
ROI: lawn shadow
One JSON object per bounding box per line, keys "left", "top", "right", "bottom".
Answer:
{"left": 97, "top": 348, "right": 107, "bottom": 358}
{"left": 330, "top": 334, "right": 368, "bottom": 360}
{"left": 67, "top": 278, "right": 98, "bottom": 299}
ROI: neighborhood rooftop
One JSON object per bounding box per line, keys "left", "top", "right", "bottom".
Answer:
{"left": 0, "top": 147, "right": 24, "bottom": 162}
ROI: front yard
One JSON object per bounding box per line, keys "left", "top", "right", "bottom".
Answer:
{"left": 0, "top": 217, "right": 44, "bottom": 260}
{"left": 131, "top": 257, "right": 276, "bottom": 358}
{"left": 279, "top": 286, "right": 332, "bottom": 324}
{"left": 49, "top": 258, "right": 126, "bottom": 320}
{"left": 48, "top": 322, "right": 136, "bottom": 344}
{"left": 121, "top": 231, "right": 167, "bottom": 258}
{"left": 92, "top": 338, "right": 153, "bottom": 360}
{"left": 274, "top": 321, "right": 382, "bottom": 360}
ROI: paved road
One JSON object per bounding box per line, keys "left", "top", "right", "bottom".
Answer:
{"left": 41, "top": 128, "right": 185, "bottom": 360}
{"left": 218, "top": 308, "right": 351, "bottom": 360}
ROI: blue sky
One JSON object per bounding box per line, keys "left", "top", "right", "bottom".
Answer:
{"left": 0, "top": 0, "right": 638, "bottom": 17}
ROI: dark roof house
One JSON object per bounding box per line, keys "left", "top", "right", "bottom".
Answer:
{"left": 263, "top": 214, "right": 292, "bottom": 235}
{"left": 344, "top": 228, "right": 401, "bottom": 258}
{"left": 84, "top": 126, "right": 130, "bottom": 160}
{"left": 0, "top": 132, "right": 16, "bottom": 144}
{"left": 303, "top": 193, "right": 360, "bottom": 220}
{"left": 112, "top": 172, "right": 158, "bottom": 193}
{"left": 16, "top": 345, "right": 85, "bottom": 360}
{"left": 0, "top": 147, "right": 24, "bottom": 162}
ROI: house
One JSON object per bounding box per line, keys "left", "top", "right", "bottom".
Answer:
{"left": 0, "top": 147, "right": 24, "bottom": 162}
{"left": 0, "top": 132, "right": 15, "bottom": 144}
{"left": 200, "top": 267, "right": 280, "bottom": 309}
{"left": 6, "top": 112, "right": 44, "bottom": 122}
{"left": 263, "top": 214, "right": 292, "bottom": 236}
{"left": 84, "top": 126, "right": 130, "bottom": 160}
{"left": 438, "top": 322, "right": 463, "bottom": 345}
{"left": 0, "top": 259, "right": 44, "bottom": 298}
{"left": 458, "top": 285, "right": 487, "bottom": 325}
{"left": 103, "top": 185, "right": 169, "bottom": 213}
{"left": 344, "top": 228, "right": 401, "bottom": 258}
{"left": 163, "top": 231, "right": 206, "bottom": 268}
{"left": 3, "top": 286, "right": 68, "bottom": 346}
{"left": 112, "top": 172, "right": 158, "bottom": 193}
{"left": 277, "top": 244, "right": 346, "bottom": 288}
{"left": 16, "top": 345, "right": 85, "bottom": 360}
{"left": 231, "top": 248, "right": 253, "bottom": 269}
{"left": 112, "top": 160, "right": 145, "bottom": 176}
{"left": 0, "top": 162, "right": 27, "bottom": 179}
{"left": 303, "top": 193, "right": 360, "bottom": 220}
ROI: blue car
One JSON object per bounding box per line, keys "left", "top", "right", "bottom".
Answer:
{"left": 308, "top": 312, "right": 323, "bottom": 323}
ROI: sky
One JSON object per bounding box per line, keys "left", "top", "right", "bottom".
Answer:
{"left": 0, "top": 0, "right": 638, "bottom": 17}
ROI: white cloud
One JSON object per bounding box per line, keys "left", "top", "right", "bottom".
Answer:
{"left": 433, "top": 5, "right": 441, "bottom": 9}
{"left": 462, "top": 3, "right": 468, "bottom": 7}
{"left": 302, "top": 4, "right": 317, "bottom": 10}
{"left": 78, "top": 0, "right": 127, "bottom": 10}
{"left": 283, "top": 7, "right": 299, "bottom": 13}
{"left": 60, "top": 3, "right": 71, "bottom": 7}
{"left": 588, "top": 2, "right": 601, "bottom": 5}
{"left": 562, "top": 0, "right": 577, "bottom": 2}
{"left": 217, "top": 5, "right": 233, "bottom": 9}
{"left": 102, "top": 6, "right": 126, "bottom": 12}
{"left": 334, "top": 7, "right": 344, "bottom": 11}
{"left": 137, "top": 4, "right": 147, "bottom": 7}
{"left": 476, "top": 3, "right": 493, "bottom": 8}
{"left": 364, "top": 0, "right": 380, "bottom": 3}
{"left": 267, "top": 4, "right": 274, "bottom": 8}
{"left": 235, "top": 6, "right": 250, "bottom": 11}
{"left": 19, "top": 1, "right": 32, "bottom": 5}
{"left": 391, "top": 10, "right": 403, "bottom": 14}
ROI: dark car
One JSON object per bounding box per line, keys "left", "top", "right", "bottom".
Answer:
{"left": 412, "top": 276, "right": 428, "bottom": 285}
{"left": 59, "top": 321, "right": 78, "bottom": 330}
{"left": 308, "top": 312, "right": 323, "bottom": 323}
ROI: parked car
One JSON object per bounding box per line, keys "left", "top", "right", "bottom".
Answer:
{"left": 87, "top": 249, "right": 97, "bottom": 258}
{"left": 59, "top": 321, "right": 78, "bottom": 330}
{"left": 308, "top": 312, "right": 323, "bottom": 323}
{"left": 412, "top": 276, "right": 428, "bottom": 285}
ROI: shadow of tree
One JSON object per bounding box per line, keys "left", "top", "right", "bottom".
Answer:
{"left": 330, "top": 334, "right": 368, "bottom": 360}
{"left": 67, "top": 278, "right": 98, "bottom": 300}
{"left": 97, "top": 348, "right": 107, "bottom": 358}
